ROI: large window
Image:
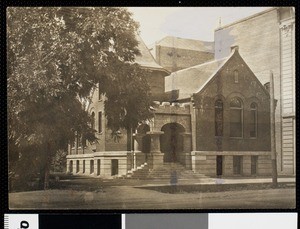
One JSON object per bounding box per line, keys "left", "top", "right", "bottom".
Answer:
{"left": 230, "top": 97, "right": 243, "bottom": 137}
{"left": 215, "top": 100, "right": 223, "bottom": 136}
{"left": 250, "top": 103, "right": 257, "bottom": 138}
{"left": 91, "top": 112, "right": 95, "bottom": 130}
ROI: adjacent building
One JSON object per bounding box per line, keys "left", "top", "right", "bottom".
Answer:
{"left": 214, "top": 7, "right": 295, "bottom": 175}
{"left": 150, "top": 36, "right": 214, "bottom": 72}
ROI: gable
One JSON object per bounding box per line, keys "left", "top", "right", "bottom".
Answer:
{"left": 194, "top": 50, "right": 270, "bottom": 108}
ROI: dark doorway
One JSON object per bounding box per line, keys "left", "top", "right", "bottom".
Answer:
{"left": 251, "top": 156, "right": 258, "bottom": 175}
{"left": 160, "top": 123, "right": 185, "bottom": 162}
{"left": 111, "top": 159, "right": 119, "bottom": 176}
{"left": 216, "top": 156, "right": 223, "bottom": 176}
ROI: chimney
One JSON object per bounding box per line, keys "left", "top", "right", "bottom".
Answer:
{"left": 231, "top": 45, "right": 239, "bottom": 52}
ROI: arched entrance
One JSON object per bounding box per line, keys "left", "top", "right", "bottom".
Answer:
{"left": 160, "top": 123, "right": 185, "bottom": 162}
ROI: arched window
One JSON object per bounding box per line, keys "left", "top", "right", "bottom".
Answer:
{"left": 91, "top": 112, "right": 95, "bottom": 130}
{"left": 250, "top": 103, "right": 257, "bottom": 138}
{"left": 234, "top": 70, "right": 239, "bottom": 83}
{"left": 230, "top": 97, "right": 243, "bottom": 137}
{"left": 215, "top": 99, "right": 223, "bottom": 136}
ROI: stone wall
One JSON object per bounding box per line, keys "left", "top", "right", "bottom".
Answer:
{"left": 156, "top": 45, "right": 214, "bottom": 72}
{"left": 191, "top": 151, "right": 272, "bottom": 176}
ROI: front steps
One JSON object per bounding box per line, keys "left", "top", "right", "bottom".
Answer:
{"left": 123, "top": 162, "right": 210, "bottom": 182}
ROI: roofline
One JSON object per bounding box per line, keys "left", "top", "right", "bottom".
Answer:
{"left": 137, "top": 35, "right": 166, "bottom": 70}
{"left": 140, "top": 65, "right": 170, "bottom": 75}
{"left": 215, "top": 7, "right": 277, "bottom": 31}
{"left": 170, "top": 55, "right": 228, "bottom": 76}
{"left": 194, "top": 50, "right": 236, "bottom": 95}
{"left": 155, "top": 35, "right": 214, "bottom": 45}
{"left": 193, "top": 49, "right": 270, "bottom": 98}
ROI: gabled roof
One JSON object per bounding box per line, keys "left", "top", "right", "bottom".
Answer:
{"left": 165, "top": 51, "right": 235, "bottom": 100}
{"left": 135, "top": 35, "right": 168, "bottom": 72}
{"left": 155, "top": 36, "right": 214, "bottom": 53}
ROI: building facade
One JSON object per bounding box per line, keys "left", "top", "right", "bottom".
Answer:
{"left": 66, "top": 47, "right": 272, "bottom": 178}
{"left": 214, "top": 7, "right": 295, "bottom": 175}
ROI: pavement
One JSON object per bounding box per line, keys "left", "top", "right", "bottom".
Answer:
{"left": 128, "top": 176, "right": 296, "bottom": 186}
{"left": 9, "top": 175, "right": 296, "bottom": 209}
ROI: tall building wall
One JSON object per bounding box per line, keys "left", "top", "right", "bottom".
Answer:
{"left": 279, "top": 11, "right": 296, "bottom": 174}
{"left": 156, "top": 46, "right": 214, "bottom": 72}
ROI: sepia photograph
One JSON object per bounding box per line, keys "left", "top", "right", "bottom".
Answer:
{"left": 7, "top": 6, "right": 295, "bottom": 209}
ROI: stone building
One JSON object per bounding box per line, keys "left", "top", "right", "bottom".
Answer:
{"left": 150, "top": 36, "right": 214, "bottom": 72}
{"left": 66, "top": 45, "right": 272, "bottom": 178}
{"left": 214, "top": 7, "right": 295, "bottom": 175}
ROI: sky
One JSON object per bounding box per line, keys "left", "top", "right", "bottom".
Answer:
{"left": 127, "top": 7, "right": 271, "bottom": 46}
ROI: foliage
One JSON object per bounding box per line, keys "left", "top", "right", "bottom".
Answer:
{"left": 7, "top": 7, "right": 152, "bottom": 189}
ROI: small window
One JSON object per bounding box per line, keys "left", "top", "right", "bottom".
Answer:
{"left": 69, "top": 160, "right": 73, "bottom": 173}
{"left": 215, "top": 100, "right": 223, "bottom": 136}
{"left": 233, "top": 156, "right": 243, "bottom": 175}
{"left": 111, "top": 159, "right": 119, "bottom": 176}
{"left": 251, "top": 156, "right": 258, "bottom": 175}
{"left": 83, "top": 160, "right": 85, "bottom": 173}
{"left": 90, "top": 160, "right": 94, "bottom": 174}
{"left": 250, "top": 103, "right": 257, "bottom": 138}
{"left": 234, "top": 70, "right": 239, "bottom": 83}
{"left": 76, "top": 160, "right": 79, "bottom": 173}
{"left": 97, "top": 159, "right": 101, "bottom": 176}
{"left": 230, "top": 97, "right": 243, "bottom": 137}
{"left": 98, "top": 111, "right": 102, "bottom": 133}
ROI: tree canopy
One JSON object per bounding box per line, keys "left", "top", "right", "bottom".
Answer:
{"left": 7, "top": 7, "right": 153, "bottom": 189}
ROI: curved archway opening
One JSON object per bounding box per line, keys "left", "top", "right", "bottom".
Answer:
{"left": 160, "top": 123, "right": 185, "bottom": 162}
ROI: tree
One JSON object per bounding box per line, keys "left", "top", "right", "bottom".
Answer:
{"left": 7, "top": 7, "right": 152, "bottom": 190}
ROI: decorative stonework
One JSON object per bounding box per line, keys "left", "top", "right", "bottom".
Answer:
{"left": 280, "top": 20, "right": 295, "bottom": 37}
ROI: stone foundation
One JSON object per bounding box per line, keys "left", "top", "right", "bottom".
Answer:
{"left": 191, "top": 151, "right": 272, "bottom": 177}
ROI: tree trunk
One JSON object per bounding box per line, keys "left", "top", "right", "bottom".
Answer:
{"left": 126, "top": 128, "right": 133, "bottom": 151}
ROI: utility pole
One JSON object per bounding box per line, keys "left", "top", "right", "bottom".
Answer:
{"left": 270, "top": 71, "right": 278, "bottom": 187}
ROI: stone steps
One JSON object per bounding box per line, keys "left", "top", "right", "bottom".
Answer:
{"left": 122, "top": 162, "right": 209, "bottom": 180}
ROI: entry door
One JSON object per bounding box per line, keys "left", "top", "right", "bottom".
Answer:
{"left": 216, "top": 156, "right": 223, "bottom": 176}
{"left": 111, "top": 159, "right": 119, "bottom": 176}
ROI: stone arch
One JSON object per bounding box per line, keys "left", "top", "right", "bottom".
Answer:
{"left": 160, "top": 122, "right": 185, "bottom": 162}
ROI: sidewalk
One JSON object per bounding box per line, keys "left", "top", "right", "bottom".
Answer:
{"left": 127, "top": 176, "right": 296, "bottom": 187}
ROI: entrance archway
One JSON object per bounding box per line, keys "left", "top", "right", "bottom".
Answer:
{"left": 160, "top": 123, "right": 185, "bottom": 162}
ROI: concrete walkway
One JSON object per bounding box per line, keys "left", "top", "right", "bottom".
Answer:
{"left": 115, "top": 176, "right": 295, "bottom": 187}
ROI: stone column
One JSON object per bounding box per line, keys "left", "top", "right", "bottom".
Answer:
{"left": 179, "top": 133, "right": 192, "bottom": 168}
{"left": 133, "top": 134, "right": 144, "bottom": 152}
{"left": 147, "top": 131, "right": 164, "bottom": 169}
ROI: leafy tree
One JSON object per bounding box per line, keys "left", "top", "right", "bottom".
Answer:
{"left": 7, "top": 7, "right": 152, "bottom": 189}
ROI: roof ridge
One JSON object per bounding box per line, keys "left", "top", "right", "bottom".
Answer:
{"left": 171, "top": 55, "right": 229, "bottom": 75}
